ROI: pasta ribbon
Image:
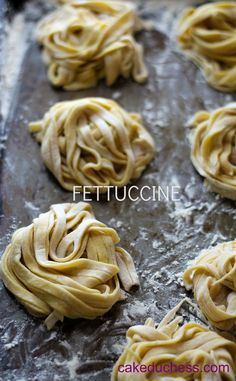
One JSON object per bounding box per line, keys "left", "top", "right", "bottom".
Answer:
{"left": 189, "top": 104, "right": 236, "bottom": 200}
{"left": 29, "top": 97, "right": 155, "bottom": 191}
{"left": 0, "top": 202, "right": 139, "bottom": 329}
{"left": 36, "top": 0, "right": 148, "bottom": 90}
{"left": 178, "top": 2, "right": 236, "bottom": 92}
{"left": 112, "top": 300, "right": 236, "bottom": 380}
{"left": 184, "top": 239, "right": 236, "bottom": 331}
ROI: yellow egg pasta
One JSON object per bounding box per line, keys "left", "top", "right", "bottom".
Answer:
{"left": 178, "top": 2, "right": 236, "bottom": 92}
{"left": 189, "top": 104, "right": 236, "bottom": 200}
{"left": 36, "top": 0, "right": 148, "bottom": 90}
{"left": 112, "top": 301, "right": 236, "bottom": 380}
{"left": 184, "top": 239, "right": 236, "bottom": 331}
{"left": 0, "top": 202, "right": 139, "bottom": 329}
{"left": 29, "top": 97, "right": 155, "bottom": 192}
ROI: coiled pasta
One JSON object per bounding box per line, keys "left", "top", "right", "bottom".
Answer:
{"left": 112, "top": 301, "right": 236, "bottom": 380}
{"left": 189, "top": 104, "right": 236, "bottom": 200}
{"left": 0, "top": 202, "right": 139, "bottom": 329}
{"left": 36, "top": 0, "right": 148, "bottom": 90}
{"left": 178, "top": 2, "right": 236, "bottom": 92}
{"left": 29, "top": 97, "right": 155, "bottom": 192}
{"left": 184, "top": 239, "right": 236, "bottom": 331}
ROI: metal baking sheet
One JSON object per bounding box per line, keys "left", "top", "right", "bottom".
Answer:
{"left": 1, "top": 0, "right": 236, "bottom": 380}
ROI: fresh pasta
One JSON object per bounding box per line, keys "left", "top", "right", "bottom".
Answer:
{"left": 36, "top": 0, "right": 148, "bottom": 90}
{"left": 0, "top": 202, "right": 139, "bottom": 329}
{"left": 112, "top": 301, "right": 236, "bottom": 380}
{"left": 189, "top": 104, "right": 236, "bottom": 200}
{"left": 29, "top": 97, "right": 155, "bottom": 192}
{"left": 184, "top": 240, "right": 236, "bottom": 331}
{"left": 178, "top": 2, "right": 236, "bottom": 92}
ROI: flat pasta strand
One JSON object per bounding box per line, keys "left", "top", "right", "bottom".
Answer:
{"left": 29, "top": 97, "right": 155, "bottom": 192}
{"left": 184, "top": 239, "right": 236, "bottom": 331}
{"left": 112, "top": 301, "right": 236, "bottom": 380}
{"left": 0, "top": 202, "right": 139, "bottom": 329}
{"left": 36, "top": 0, "right": 148, "bottom": 90}
{"left": 177, "top": 2, "right": 236, "bottom": 92}
{"left": 189, "top": 103, "right": 236, "bottom": 200}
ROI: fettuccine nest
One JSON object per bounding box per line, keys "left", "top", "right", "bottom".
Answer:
{"left": 189, "top": 104, "right": 236, "bottom": 200}
{"left": 0, "top": 202, "right": 139, "bottom": 329}
{"left": 178, "top": 2, "right": 236, "bottom": 92}
{"left": 29, "top": 97, "right": 155, "bottom": 192}
{"left": 184, "top": 239, "right": 236, "bottom": 331}
{"left": 36, "top": 0, "right": 148, "bottom": 90}
{"left": 112, "top": 301, "right": 236, "bottom": 380}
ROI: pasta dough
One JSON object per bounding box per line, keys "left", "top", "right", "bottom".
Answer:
{"left": 189, "top": 104, "right": 236, "bottom": 200}
{"left": 36, "top": 0, "right": 148, "bottom": 90}
{"left": 112, "top": 301, "right": 236, "bottom": 380}
{"left": 177, "top": 2, "right": 236, "bottom": 92}
{"left": 0, "top": 202, "right": 139, "bottom": 329}
{"left": 29, "top": 97, "right": 155, "bottom": 191}
{"left": 184, "top": 240, "right": 236, "bottom": 331}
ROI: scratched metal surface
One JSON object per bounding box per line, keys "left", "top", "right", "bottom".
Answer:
{"left": 1, "top": 0, "right": 236, "bottom": 380}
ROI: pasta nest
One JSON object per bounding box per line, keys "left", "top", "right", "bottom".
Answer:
{"left": 184, "top": 240, "right": 236, "bottom": 331}
{"left": 0, "top": 202, "right": 139, "bottom": 329}
{"left": 112, "top": 303, "right": 236, "bottom": 380}
{"left": 29, "top": 97, "right": 155, "bottom": 191}
{"left": 36, "top": 0, "right": 148, "bottom": 90}
{"left": 178, "top": 2, "right": 236, "bottom": 92}
{"left": 190, "top": 104, "right": 236, "bottom": 200}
